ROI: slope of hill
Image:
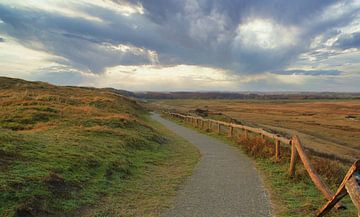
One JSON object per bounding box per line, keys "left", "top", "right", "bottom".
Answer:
{"left": 0, "top": 77, "right": 199, "bottom": 216}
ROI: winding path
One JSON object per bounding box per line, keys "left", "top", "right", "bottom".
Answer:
{"left": 151, "top": 113, "right": 272, "bottom": 217}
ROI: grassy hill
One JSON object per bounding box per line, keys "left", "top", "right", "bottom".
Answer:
{"left": 0, "top": 77, "right": 199, "bottom": 216}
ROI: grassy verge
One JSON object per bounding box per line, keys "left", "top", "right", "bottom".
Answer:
{"left": 0, "top": 77, "right": 199, "bottom": 217}
{"left": 86, "top": 117, "right": 200, "bottom": 217}
{"left": 165, "top": 115, "right": 357, "bottom": 217}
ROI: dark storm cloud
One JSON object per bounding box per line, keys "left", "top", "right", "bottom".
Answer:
{"left": 0, "top": 37, "right": 4, "bottom": 42}
{"left": 334, "top": 32, "right": 360, "bottom": 49}
{"left": 133, "top": 0, "right": 338, "bottom": 25}
{"left": 0, "top": 0, "right": 359, "bottom": 74}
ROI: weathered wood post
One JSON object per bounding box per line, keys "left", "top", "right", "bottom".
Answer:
{"left": 316, "top": 161, "right": 359, "bottom": 216}
{"left": 346, "top": 172, "right": 360, "bottom": 216}
{"left": 236, "top": 127, "right": 242, "bottom": 142}
{"left": 292, "top": 135, "right": 345, "bottom": 209}
{"left": 208, "top": 120, "right": 212, "bottom": 131}
{"left": 275, "top": 138, "right": 280, "bottom": 162}
{"left": 289, "top": 139, "right": 297, "bottom": 177}
{"left": 217, "top": 123, "right": 221, "bottom": 134}
{"left": 228, "top": 125, "right": 233, "bottom": 137}
{"left": 244, "top": 129, "right": 248, "bottom": 139}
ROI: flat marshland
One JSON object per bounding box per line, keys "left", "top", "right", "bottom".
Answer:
{"left": 0, "top": 77, "right": 199, "bottom": 216}
{"left": 153, "top": 99, "right": 360, "bottom": 161}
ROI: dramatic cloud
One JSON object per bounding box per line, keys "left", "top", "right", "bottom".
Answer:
{"left": 334, "top": 32, "right": 360, "bottom": 49}
{"left": 0, "top": 0, "right": 359, "bottom": 91}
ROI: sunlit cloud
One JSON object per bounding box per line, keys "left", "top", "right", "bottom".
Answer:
{"left": 0, "top": 37, "right": 64, "bottom": 78}
{"left": 99, "top": 64, "right": 239, "bottom": 91}
{"left": 86, "top": 0, "right": 145, "bottom": 16}
{"left": 235, "top": 18, "right": 299, "bottom": 49}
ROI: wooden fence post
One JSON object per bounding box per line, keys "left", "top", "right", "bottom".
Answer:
{"left": 289, "top": 139, "right": 297, "bottom": 177}
{"left": 208, "top": 121, "right": 212, "bottom": 131}
{"left": 261, "top": 133, "right": 265, "bottom": 143}
{"left": 228, "top": 126, "right": 233, "bottom": 137}
{"left": 345, "top": 172, "right": 360, "bottom": 216}
{"left": 316, "top": 161, "right": 359, "bottom": 216}
{"left": 217, "top": 123, "right": 221, "bottom": 134}
{"left": 236, "top": 128, "right": 242, "bottom": 141}
{"left": 244, "top": 129, "right": 248, "bottom": 139}
{"left": 275, "top": 138, "right": 280, "bottom": 162}
{"left": 293, "top": 135, "right": 345, "bottom": 209}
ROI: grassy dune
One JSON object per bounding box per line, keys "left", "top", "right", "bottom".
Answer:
{"left": 0, "top": 77, "right": 199, "bottom": 216}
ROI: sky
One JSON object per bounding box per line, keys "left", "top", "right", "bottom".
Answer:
{"left": 0, "top": 0, "right": 360, "bottom": 92}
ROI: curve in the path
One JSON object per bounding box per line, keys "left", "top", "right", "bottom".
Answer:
{"left": 151, "top": 113, "right": 272, "bottom": 217}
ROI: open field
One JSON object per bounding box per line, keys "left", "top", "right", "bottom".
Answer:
{"left": 0, "top": 77, "right": 199, "bottom": 216}
{"left": 151, "top": 99, "right": 360, "bottom": 162}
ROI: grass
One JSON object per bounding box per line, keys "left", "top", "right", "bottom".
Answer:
{"left": 164, "top": 114, "right": 358, "bottom": 217}
{"left": 0, "top": 77, "right": 200, "bottom": 217}
{"left": 150, "top": 99, "right": 360, "bottom": 161}
{"left": 89, "top": 119, "right": 199, "bottom": 217}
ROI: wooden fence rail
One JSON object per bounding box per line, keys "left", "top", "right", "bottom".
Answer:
{"left": 165, "top": 112, "right": 360, "bottom": 216}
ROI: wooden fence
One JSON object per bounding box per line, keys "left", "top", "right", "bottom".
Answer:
{"left": 165, "top": 112, "right": 360, "bottom": 217}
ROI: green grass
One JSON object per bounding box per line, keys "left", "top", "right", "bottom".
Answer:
{"left": 165, "top": 115, "right": 358, "bottom": 217}
{"left": 89, "top": 117, "right": 200, "bottom": 217}
{"left": 0, "top": 77, "right": 200, "bottom": 217}
{"left": 0, "top": 119, "right": 163, "bottom": 216}
{"left": 255, "top": 159, "right": 356, "bottom": 217}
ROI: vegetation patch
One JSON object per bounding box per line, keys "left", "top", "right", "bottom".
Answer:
{"left": 152, "top": 99, "right": 360, "bottom": 160}
{"left": 223, "top": 138, "right": 356, "bottom": 216}
{"left": 0, "top": 77, "right": 199, "bottom": 217}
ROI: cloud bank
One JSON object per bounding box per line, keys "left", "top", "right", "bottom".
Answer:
{"left": 0, "top": 0, "right": 359, "bottom": 91}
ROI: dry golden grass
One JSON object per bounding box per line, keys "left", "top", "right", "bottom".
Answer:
{"left": 152, "top": 99, "right": 360, "bottom": 162}
{"left": 0, "top": 77, "right": 140, "bottom": 132}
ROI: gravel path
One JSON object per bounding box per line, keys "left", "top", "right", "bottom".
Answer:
{"left": 151, "top": 113, "right": 272, "bottom": 217}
